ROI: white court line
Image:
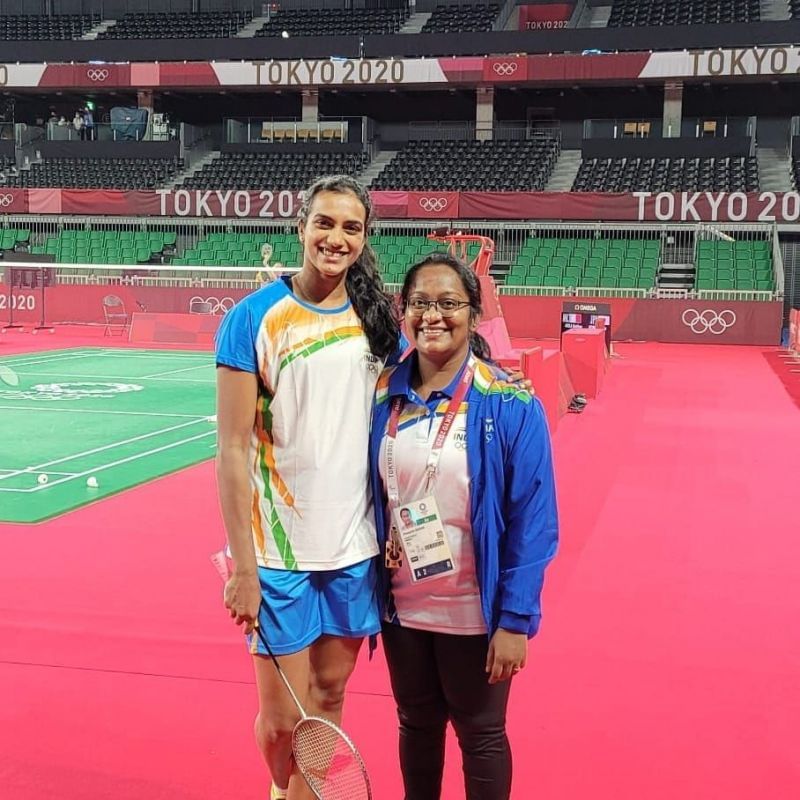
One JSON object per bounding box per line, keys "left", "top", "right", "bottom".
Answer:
{"left": 5, "top": 370, "right": 214, "bottom": 384}
{"left": 94, "top": 350, "right": 213, "bottom": 360}
{"left": 0, "top": 430, "right": 216, "bottom": 493}
{"left": 0, "top": 405, "right": 211, "bottom": 419}
{"left": 4, "top": 352, "right": 100, "bottom": 368}
{"left": 0, "top": 417, "right": 212, "bottom": 482}
{"left": 0, "top": 469, "right": 78, "bottom": 477}
{"left": 142, "top": 363, "right": 213, "bottom": 379}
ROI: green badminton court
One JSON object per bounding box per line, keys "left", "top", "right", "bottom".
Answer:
{"left": 0, "top": 347, "right": 218, "bottom": 523}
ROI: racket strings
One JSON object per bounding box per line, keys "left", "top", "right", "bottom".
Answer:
{"left": 293, "top": 718, "right": 371, "bottom": 800}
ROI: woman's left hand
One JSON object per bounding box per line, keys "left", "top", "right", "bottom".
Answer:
{"left": 505, "top": 369, "right": 534, "bottom": 395}
{"left": 486, "top": 629, "right": 528, "bottom": 684}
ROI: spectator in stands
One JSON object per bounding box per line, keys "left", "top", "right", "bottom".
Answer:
{"left": 368, "top": 252, "right": 558, "bottom": 800}
{"left": 83, "top": 107, "right": 95, "bottom": 141}
{"left": 215, "top": 175, "right": 400, "bottom": 800}
{"left": 72, "top": 110, "right": 85, "bottom": 140}
{"left": 57, "top": 116, "right": 68, "bottom": 127}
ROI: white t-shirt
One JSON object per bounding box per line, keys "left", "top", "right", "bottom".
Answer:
{"left": 379, "top": 392, "right": 486, "bottom": 634}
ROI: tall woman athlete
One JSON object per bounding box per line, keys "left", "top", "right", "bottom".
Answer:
{"left": 215, "top": 176, "right": 399, "bottom": 800}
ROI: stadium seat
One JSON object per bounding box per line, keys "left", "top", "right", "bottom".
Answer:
{"left": 256, "top": 8, "right": 407, "bottom": 37}
{"left": 0, "top": 13, "right": 99, "bottom": 40}
{"left": 572, "top": 156, "right": 759, "bottom": 193}
{"left": 5, "top": 157, "right": 183, "bottom": 190}
{"left": 99, "top": 11, "right": 252, "bottom": 39}
{"left": 372, "top": 139, "right": 560, "bottom": 192}
{"left": 421, "top": 3, "right": 500, "bottom": 33}
{"left": 503, "top": 236, "right": 662, "bottom": 291}
{"left": 179, "top": 152, "right": 369, "bottom": 191}
{"left": 694, "top": 239, "right": 774, "bottom": 291}
{"left": 608, "top": 0, "right": 759, "bottom": 27}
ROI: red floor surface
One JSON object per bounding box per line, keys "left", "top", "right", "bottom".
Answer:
{"left": 1, "top": 339, "right": 799, "bottom": 799}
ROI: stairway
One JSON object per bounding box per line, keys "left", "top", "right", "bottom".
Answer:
{"left": 399, "top": 13, "right": 432, "bottom": 33}
{"left": 359, "top": 150, "right": 398, "bottom": 187}
{"left": 657, "top": 263, "right": 694, "bottom": 293}
{"left": 576, "top": 3, "right": 612, "bottom": 28}
{"left": 756, "top": 146, "right": 793, "bottom": 192}
{"left": 760, "top": 0, "right": 791, "bottom": 21}
{"left": 167, "top": 151, "right": 220, "bottom": 190}
{"left": 81, "top": 20, "right": 116, "bottom": 40}
{"left": 545, "top": 150, "right": 582, "bottom": 191}
{"left": 236, "top": 15, "right": 269, "bottom": 37}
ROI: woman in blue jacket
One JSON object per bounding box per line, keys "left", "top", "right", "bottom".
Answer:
{"left": 368, "top": 252, "right": 558, "bottom": 800}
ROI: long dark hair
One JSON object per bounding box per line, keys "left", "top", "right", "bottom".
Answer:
{"left": 400, "top": 252, "right": 492, "bottom": 361}
{"left": 298, "top": 175, "right": 399, "bottom": 360}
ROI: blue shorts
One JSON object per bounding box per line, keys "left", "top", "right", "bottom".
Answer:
{"left": 247, "top": 557, "right": 380, "bottom": 656}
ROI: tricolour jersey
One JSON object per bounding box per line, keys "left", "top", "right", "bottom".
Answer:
{"left": 215, "top": 278, "right": 382, "bottom": 571}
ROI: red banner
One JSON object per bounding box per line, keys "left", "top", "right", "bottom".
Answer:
{"left": 790, "top": 308, "right": 800, "bottom": 354}
{"left": 3, "top": 188, "right": 800, "bottom": 222}
{"left": 0, "top": 189, "right": 29, "bottom": 214}
{"left": 0, "top": 283, "right": 252, "bottom": 326}
{"left": 518, "top": 3, "right": 574, "bottom": 31}
{"left": 502, "top": 296, "right": 782, "bottom": 345}
{"left": 407, "top": 191, "right": 460, "bottom": 219}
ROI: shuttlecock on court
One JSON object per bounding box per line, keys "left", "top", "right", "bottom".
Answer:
{"left": 86, "top": 476, "right": 99, "bottom": 488}
{"left": 37, "top": 474, "right": 49, "bottom": 485}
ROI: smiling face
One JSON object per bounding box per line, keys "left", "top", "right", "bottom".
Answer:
{"left": 298, "top": 189, "right": 366, "bottom": 283}
{"left": 404, "top": 263, "right": 476, "bottom": 367}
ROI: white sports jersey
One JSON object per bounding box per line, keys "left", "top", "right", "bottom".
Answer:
{"left": 216, "top": 279, "right": 383, "bottom": 570}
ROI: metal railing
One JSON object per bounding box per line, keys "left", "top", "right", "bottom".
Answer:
{"left": 45, "top": 122, "right": 176, "bottom": 143}
{"left": 225, "top": 116, "right": 355, "bottom": 145}
{"left": 0, "top": 216, "right": 783, "bottom": 302}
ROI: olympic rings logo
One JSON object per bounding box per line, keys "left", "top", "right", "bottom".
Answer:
{"left": 418, "top": 197, "right": 449, "bottom": 212}
{"left": 189, "top": 296, "right": 236, "bottom": 314}
{"left": 492, "top": 62, "right": 519, "bottom": 76}
{"left": 86, "top": 69, "right": 110, "bottom": 82}
{"left": 681, "top": 309, "right": 737, "bottom": 335}
{"left": 0, "top": 194, "right": 14, "bottom": 207}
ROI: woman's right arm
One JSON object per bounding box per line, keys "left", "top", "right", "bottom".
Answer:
{"left": 216, "top": 365, "right": 261, "bottom": 634}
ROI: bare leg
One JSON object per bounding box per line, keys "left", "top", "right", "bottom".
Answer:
{"left": 307, "top": 634, "right": 364, "bottom": 725}
{"left": 253, "top": 649, "right": 310, "bottom": 794}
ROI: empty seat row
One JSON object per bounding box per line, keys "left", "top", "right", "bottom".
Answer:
{"left": 99, "top": 11, "right": 251, "bottom": 40}
{"left": 573, "top": 156, "right": 759, "bottom": 193}
{"left": 179, "top": 152, "right": 369, "bottom": 191}
{"left": 506, "top": 236, "right": 660, "bottom": 290}
{"left": 421, "top": 3, "right": 500, "bottom": 33}
{"left": 608, "top": 0, "right": 759, "bottom": 26}
{"left": 6, "top": 157, "right": 183, "bottom": 190}
{"left": 256, "top": 8, "right": 407, "bottom": 38}
{"left": 0, "top": 13, "right": 99, "bottom": 40}
{"left": 373, "top": 139, "right": 560, "bottom": 192}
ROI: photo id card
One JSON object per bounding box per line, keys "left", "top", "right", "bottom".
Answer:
{"left": 390, "top": 495, "right": 455, "bottom": 582}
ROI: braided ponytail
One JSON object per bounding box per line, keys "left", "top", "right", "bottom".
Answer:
{"left": 298, "top": 175, "right": 400, "bottom": 360}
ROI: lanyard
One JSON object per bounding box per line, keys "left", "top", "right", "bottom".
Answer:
{"left": 384, "top": 357, "right": 475, "bottom": 504}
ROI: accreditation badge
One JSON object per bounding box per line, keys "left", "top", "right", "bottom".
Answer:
{"left": 391, "top": 495, "right": 455, "bottom": 582}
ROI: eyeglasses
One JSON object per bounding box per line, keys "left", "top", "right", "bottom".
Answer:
{"left": 405, "top": 298, "right": 471, "bottom": 317}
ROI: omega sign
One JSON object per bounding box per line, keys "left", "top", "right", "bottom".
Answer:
{"left": 634, "top": 191, "right": 800, "bottom": 223}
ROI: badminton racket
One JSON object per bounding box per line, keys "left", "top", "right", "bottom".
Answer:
{"left": 210, "top": 552, "right": 372, "bottom": 800}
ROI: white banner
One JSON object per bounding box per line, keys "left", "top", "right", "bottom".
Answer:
{"left": 212, "top": 58, "right": 448, "bottom": 87}
{"left": 641, "top": 47, "right": 800, "bottom": 79}
{"left": 0, "top": 64, "right": 48, "bottom": 88}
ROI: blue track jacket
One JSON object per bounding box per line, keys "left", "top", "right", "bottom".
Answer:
{"left": 368, "top": 354, "right": 559, "bottom": 638}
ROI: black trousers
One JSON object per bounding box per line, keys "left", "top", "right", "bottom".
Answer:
{"left": 382, "top": 623, "right": 513, "bottom": 800}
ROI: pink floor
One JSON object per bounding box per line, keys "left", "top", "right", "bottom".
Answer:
{"left": 1, "top": 335, "right": 799, "bottom": 799}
